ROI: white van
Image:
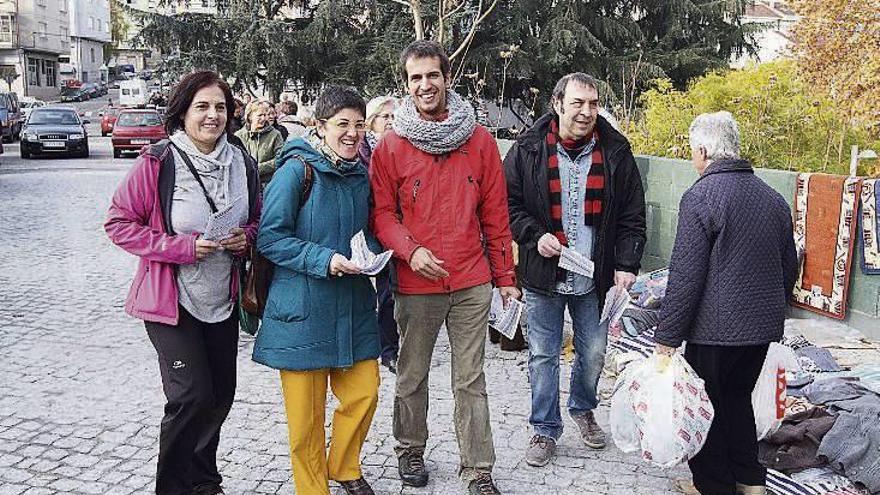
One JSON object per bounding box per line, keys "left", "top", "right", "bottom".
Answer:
{"left": 119, "top": 79, "right": 148, "bottom": 108}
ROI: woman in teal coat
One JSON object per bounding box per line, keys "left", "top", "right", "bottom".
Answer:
{"left": 253, "top": 86, "right": 380, "bottom": 495}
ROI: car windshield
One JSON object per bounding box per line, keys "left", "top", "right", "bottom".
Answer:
{"left": 28, "top": 109, "right": 80, "bottom": 125}
{"left": 117, "top": 112, "right": 161, "bottom": 127}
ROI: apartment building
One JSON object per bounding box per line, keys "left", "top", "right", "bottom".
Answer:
{"left": 0, "top": 0, "right": 71, "bottom": 98}
{"left": 732, "top": 1, "right": 800, "bottom": 67}
{"left": 63, "top": 0, "right": 111, "bottom": 83}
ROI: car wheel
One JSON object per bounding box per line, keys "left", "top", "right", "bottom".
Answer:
{"left": 113, "top": 148, "right": 121, "bottom": 159}
{"left": 20, "top": 146, "right": 30, "bottom": 159}
{"left": 101, "top": 131, "right": 107, "bottom": 137}
{"left": 79, "top": 145, "right": 90, "bottom": 158}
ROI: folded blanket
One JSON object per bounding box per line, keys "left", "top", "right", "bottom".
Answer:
{"left": 860, "top": 178, "right": 880, "bottom": 274}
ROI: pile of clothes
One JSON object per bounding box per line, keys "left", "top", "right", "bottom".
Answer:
{"left": 602, "top": 269, "right": 880, "bottom": 494}
{"left": 759, "top": 330, "right": 880, "bottom": 495}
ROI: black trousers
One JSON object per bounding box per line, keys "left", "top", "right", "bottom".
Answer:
{"left": 685, "top": 343, "right": 770, "bottom": 495}
{"left": 376, "top": 271, "right": 399, "bottom": 362}
{"left": 145, "top": 307, "right": 239, "bottom": 495}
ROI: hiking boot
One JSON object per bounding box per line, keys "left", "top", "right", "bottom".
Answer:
{"left": 398, "top": 451, "right": 428, "bottom": 487}
{"left": 524, "top": 435, "right": 556, "bottom": 467}
{"left": 572, "top": 411, "right": 606, "bottom": 449}
{"left": 467, "top": 472, "right": 501, "bottom": 495}
{"left": 338, "top": 477, "right": 375, "bottom": 495}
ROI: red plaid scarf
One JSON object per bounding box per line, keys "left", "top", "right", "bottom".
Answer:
{"left": 546, "top": 119, "right": 605, "bottom": 246}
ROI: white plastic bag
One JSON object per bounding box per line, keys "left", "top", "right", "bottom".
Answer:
{"left": 610, "top": 354, "right": 714, "bottom": 467}
{"left": 752, "top": 342, "right": 800, "bottom": 440}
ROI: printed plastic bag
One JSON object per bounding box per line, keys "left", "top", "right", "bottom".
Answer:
{"left": 752, "top": 342, "right": 801, "bottom": 440}
{"left": 610, "top": 354, "right": 714, "bottom": 468}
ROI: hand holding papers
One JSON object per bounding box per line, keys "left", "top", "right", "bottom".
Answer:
{"left": 350, "top": 231, "right": 393, "bottom": 276}
{"left": 558, "top": 246, "right": 595, "bottom": 278}
{"left": 601, "top": 284, "right": 631, "bottom": 326}
{"left": 488, "top": 288, "right": 524, "bottom": 340}
{"left": 202, "top": 196, "right": 243, "bottom": 242}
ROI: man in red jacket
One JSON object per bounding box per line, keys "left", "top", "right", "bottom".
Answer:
{"left": 369, "top": 40, "right": 519, "bottom": 495}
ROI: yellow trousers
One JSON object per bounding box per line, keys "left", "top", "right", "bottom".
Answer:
{"left": 280, "top": 359, "right": 380, "bottom": 495}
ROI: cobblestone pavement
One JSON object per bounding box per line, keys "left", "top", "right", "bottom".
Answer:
{"left": 1, "top": 151, "right": 876, "bottom": 495}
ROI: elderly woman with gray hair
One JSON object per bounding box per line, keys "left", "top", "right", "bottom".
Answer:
{"left": 653, "top": 111, "right": 799, "bottom": 495}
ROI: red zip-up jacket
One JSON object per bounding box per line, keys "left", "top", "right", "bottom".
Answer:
{"left": 369, "top": 125, "right": 516, "bottom": 295}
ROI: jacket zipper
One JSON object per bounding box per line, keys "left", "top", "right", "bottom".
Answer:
{"left": 412, "top": 179, "right": 421, "bottom": 203}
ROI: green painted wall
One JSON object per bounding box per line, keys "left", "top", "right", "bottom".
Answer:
{"left": 634, "top": 155, "right": 879, "bottom": 338}
{"left": 497, "top": 139, "right": 880, "bottom": 337}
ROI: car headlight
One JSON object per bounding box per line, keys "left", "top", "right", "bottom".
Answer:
{"left": 69, "top": 133, "right": 84, "bottom": 140}
{"left": 21, "top": 132, "right": 37, "bottom": 141}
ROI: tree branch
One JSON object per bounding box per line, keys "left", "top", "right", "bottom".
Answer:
{"left": 449, "top": 0, "right": 499, "bottom": 61}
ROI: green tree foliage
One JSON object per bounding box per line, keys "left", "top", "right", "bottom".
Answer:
{"left": 130, "top": 0, "right": 755, "bottom": 107}
{"left": 106, "top": 0, "right": 131, "bottom": 62}
{"left": 0, "top": 66, "right": 19, "bottom": 91}
{"left": 462, "top": 0, "right": 758, "bottom": 113}
{"left": 628, "top": 60, "right": 880, "bottom": 174}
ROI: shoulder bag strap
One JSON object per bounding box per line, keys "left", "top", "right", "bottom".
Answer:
{"left": 170, "top": 142, "right": 218, "bottom": 214}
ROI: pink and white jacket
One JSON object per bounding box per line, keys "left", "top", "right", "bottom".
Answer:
{"left": 104, "top": 140, "right": 261, "bottom": 325}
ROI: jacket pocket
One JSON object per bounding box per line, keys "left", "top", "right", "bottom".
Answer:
{"left": 266, "top": 274, "right": 310, "bottom": 322}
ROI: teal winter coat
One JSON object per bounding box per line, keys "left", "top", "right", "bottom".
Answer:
{"left": 252, "top": 138, "right": 380, "bottom": 371}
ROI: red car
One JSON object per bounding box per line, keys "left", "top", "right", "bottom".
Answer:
{"left": 101, "top": 108, "right": 119, "bottom": 136}
{"left": 112, "top": 110, "right": 167, "bottom": 158}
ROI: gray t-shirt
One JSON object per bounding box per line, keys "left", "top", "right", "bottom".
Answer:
{"left": 170, "top": 136, "right": 248, "bottom": 323}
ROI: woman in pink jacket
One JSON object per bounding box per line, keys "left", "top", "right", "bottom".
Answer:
{"left": 105, "top": 70, "right": 260, "bottom": 495}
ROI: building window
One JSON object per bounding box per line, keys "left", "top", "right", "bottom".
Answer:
{"left": 27, "top": 58, "right": 39, "bottom": 86}
{"left": 0, "top": 14, "right": 14, "bottom": 44}
{"left": 46, "top": 61, "right": 56, "bottom": 87}
{"left": 90, "top": 48, "right": 95, "bottom": 63}
{"left": 36, "top": 0, "right": 46, "bottom": 6}
{"left": 59, "top": 0, "right": 67, "bottom": 11}
{"left": 38, "top": 22, "right": 48, "bottom": 39}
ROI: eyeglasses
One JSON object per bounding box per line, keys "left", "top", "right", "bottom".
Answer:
{"left": 322, "top": 118, "right": 367, "bottom": 132}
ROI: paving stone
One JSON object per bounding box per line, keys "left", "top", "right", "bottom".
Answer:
{"left": 1, "top": 158, "right": 878, "bottom": 495}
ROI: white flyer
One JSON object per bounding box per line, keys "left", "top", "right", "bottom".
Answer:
{"left": 202, "top": 196, "right": 243, "bottom": 241}
{"left": 488, "top": 288, "right": 524, "bottom": 340}
{"left": 601, "top": 284, "right": 631, "bottom": 326}
{"left": 350, "top": 230, "right": 394, "bottom": 276}
{"left": 558, "top": 246, "right": 595, "bottom": 278}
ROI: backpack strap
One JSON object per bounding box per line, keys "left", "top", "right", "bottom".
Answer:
{"left": 288, "top": 154, "right": 314, "bottom": 208}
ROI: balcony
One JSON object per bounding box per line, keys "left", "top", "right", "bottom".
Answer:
{"left": 0, "top": 30, "right": 17, "bottom": 48}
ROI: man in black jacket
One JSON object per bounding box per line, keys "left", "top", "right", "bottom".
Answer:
{"left": 654, "top": 111, "right": 798, "bottom": 495}
{"left": 504, "top": 73, "right": 646, "bottom": 467}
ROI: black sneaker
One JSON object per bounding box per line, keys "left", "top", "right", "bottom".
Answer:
{"left": 381, "top": 356, "right": 397, "bottom": 374}
{"left": 398, "top": 451, "right": 428, "bottom": 487}
{"left": 468, "top": 472, "right": 501, "bottom": 495}
{"left": 338, "top": 477, "right": 375, "bottom": 495}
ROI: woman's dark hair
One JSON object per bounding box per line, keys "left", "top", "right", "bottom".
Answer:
{"left": 314, "top": 85, "right": 366, "bottom": 121}
{"left": 164, "top": 70, "right": 235, "bottom": 136}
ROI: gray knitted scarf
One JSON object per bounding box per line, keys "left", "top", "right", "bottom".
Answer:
{"left": 393, "top": 90, "right": 476, "bottom": 155}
